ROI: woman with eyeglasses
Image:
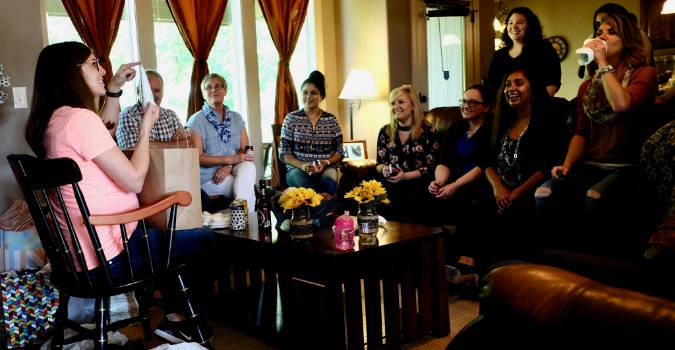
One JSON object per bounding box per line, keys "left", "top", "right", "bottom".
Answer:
{"left": 25, "top": 41, "right": 216, "bottom": 344}
{"left": 281, "top": 70, "right": 344, "bottom": 202}
{"left": 375, "top": 84, "right": 441, "bottom": 224}
{"left": 428, "top": 84, "right": 494, "bottom": 285}
{"left": 430, "top": 85, "right": 493, "bottom": 202}
{"left": 187, "top": 73, "right": 257, "bottom": 211}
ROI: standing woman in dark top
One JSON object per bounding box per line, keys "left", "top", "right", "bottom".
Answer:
{"left": 376, "top": 85, "right": 441, "bottom": 223}
{"left": 487, "top": 7, "right": 561, "bottom": 97}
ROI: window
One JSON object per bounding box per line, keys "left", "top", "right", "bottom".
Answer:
{"left": 45, "top": 0, "right": 137, "bottom": 109}
{"left": 255, "top": 1, "right": 315, "bottom": 143}
{"left": 426, "top": 15, "right": 465, "bottom": 108}
{"left": 45, "top": 0, "right": 315, "bottom": 139}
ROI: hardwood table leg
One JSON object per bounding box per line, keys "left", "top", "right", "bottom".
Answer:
{"left": 364, "top": 277, "right": 383, "bottom": 348}
{"left": 344, "top": 277, "right": 364, "bottom": 349}
{"left": 431, "top": 236, "right": 450, "bottom": 336}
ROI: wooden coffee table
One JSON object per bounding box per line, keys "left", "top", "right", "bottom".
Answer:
{"left": 213, "top": 218, "right": 450, "bottom": 349}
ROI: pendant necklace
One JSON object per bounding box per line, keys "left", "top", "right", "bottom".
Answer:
{"left": 514, "top": 125, "right": 528, "bottom": 159}
{"left": 466, "top": 124, "right": 481, "bottom": 138}
{"left": 504, "top": 124, "right": 529, "bottom": 166}
{"left": 307, "top": 110, "right": 321, "bottom": 152}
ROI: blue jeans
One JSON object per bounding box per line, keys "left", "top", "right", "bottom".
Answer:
{"left": 101, "top": 227, "right": 217, "bottom": 314}
{"left": 534, "top": 164, "right": 641, "bottom": 256}
{"left": 286, "top": 167, "right": 338, "bottom": 196}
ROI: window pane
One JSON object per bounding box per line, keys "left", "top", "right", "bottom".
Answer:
{"left": 208, "top": 5, "right": 238, "bottom": 113}
{"left": 155, "top": 3, "right": 239, "bottom": 124}
{"left": 255, "top": 0, "right": 313, "bottom": 144}
{"left": 426, "top": 15, "right": 465, "bottom": 108}
{"left": 154, "top": 21, "right": 192, "bottom": 123}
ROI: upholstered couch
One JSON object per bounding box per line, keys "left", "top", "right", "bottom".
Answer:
{"left": 446, "top": 263, "right": 675, "bottom": 349}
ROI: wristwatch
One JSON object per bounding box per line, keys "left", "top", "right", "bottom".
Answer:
{"left": 105, "top": 89, "right": 123, "bottom": 98}
{"left": 597, "top": 65, "right": 615, "bottom": 77}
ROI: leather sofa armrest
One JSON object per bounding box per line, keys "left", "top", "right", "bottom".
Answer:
{"left": 481, "top": 263, "right": 675, "bottom": 331}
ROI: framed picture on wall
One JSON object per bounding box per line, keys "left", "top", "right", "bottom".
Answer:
{"left": 343, "top": 140, "right": 367, "bottom": 160}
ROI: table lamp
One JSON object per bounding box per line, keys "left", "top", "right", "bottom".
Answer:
{"left": 664, "top": 0, "right": 675, "bottom": 14}
{"left": 339, "top": 69, "right": 379, "bottom": 139}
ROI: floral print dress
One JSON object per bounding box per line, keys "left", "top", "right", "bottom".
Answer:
{"left": 376, "top": 123, "right": 440, "bottom": 177}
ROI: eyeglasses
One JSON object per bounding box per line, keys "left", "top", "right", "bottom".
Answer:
{"left": 203, "top": 84, "right": 225, "bottom": 91}
{"left": 77, "top": 57, "right": 104, "bottom": 70}
{"left": 459, "top": 99, "right": 485, "bottom": 107}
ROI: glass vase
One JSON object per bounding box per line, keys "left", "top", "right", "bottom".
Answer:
{"left": 290, "top": 206, "right": 313, "bottom": 239}
{"left": 357, "top": 202, "right": 379, "bottom": 246}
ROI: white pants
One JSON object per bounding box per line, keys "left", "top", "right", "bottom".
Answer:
{"left": 202, "top": 161, "right": 257, "bottom": 211}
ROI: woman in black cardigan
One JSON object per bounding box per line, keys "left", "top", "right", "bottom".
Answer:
{"left": 475, "top": 68, "right": 569, "bottom": 271}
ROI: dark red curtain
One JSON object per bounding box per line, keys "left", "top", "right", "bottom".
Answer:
{"left": 166, "top": 0, "right": 228, "bottom": 119}
{"left": 61, "top": 0, "right": 125, "bottom": 109}
{"left": 258, "top": 0, "right": 309, "bottom": 187}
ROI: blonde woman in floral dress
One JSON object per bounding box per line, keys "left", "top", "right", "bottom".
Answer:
{"left": 375, "top": 85, "right": 441, "bottom": 223}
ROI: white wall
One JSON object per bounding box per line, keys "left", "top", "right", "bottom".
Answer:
{"left": 336, "top": 0, "right": 392, "bottom": 160}
{"left": 0, "top": 0, "right": 44, "bottom": 213}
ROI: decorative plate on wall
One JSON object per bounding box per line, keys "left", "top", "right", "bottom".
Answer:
{"left": 548, "top": 36, "right": 569, "bottom": 61}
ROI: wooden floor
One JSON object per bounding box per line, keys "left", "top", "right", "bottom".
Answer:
{"left": 120, "top": 293, "right": 479, "bottom": 349}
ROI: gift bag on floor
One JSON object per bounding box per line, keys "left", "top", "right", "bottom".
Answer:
{"left": 1, "top": 268, "right": 59, "bottom": 348}
{"left": 3, "top": 226, "right": 46, "bottom": 272}
{"left": 0, "top": 200, "right": 44, "bottom": 273}
{"left": 126, "top": 148, "right": 202, "bottom": 230}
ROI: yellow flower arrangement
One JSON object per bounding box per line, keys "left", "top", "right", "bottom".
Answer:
{"left": 344, "top": 180, "right": 390, "bottom": 205}
{"left": 278, "top": 187, "right": 324, "bottom": 212}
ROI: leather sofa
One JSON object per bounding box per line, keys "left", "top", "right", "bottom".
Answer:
{"left": 446, "top": 263, "right": 675, "bottom": 349}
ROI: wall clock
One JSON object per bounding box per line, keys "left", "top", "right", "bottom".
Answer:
{"left": 548, "top": 36, "right": 569, "bottom": 61}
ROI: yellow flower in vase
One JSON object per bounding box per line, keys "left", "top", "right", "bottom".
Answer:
{"left": 345, "top": 180, "right": 388, "bottom": 242}
{"left": 278, "top": 187, "right": 324, "bottom": 213}
{"left": 344, "top": 180, "right": 390, "bottom": 205}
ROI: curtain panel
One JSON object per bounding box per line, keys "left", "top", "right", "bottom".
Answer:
{"left": 166, "top": 0, "right": 228, "bottom": 119}
{"left": 258, "top": 0, "right": 309, "bottom": 187}
{"left": 61, "top": 0, "right": 125, "bottom": 110}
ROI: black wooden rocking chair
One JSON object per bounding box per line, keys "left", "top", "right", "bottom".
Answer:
{"left": 6, "top": 154, "right": 210, "bottom": 349}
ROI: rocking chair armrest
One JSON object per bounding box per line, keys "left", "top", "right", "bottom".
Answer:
{"left": 89, "top": 191, "right": 192, "bottom": 225}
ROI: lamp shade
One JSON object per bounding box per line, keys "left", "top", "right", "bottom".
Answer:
{"left": 339, "top": 69, "right": 379, "bottom": 100}
{"left": 664, "top": 0, "right": 675, "bottom": 14}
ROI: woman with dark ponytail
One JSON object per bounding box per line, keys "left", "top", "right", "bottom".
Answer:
{"left": 281, "top": 70, "right": 344, "bottom": 200}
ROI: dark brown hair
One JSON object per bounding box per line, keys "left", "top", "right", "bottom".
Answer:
{"left": 25, "top": 41, "right": 95, "bottom": 158}
{"left": 491, "top": 69, "right": 549, "bottom": 147}
{"left": 302, "top": 70, "right": 326, "bottom": 99}
{"left": 595, "top": 13, "right": 646, "bottom": 69}
{"left": 500, "top": 7, "right": 545, "bottom": 49}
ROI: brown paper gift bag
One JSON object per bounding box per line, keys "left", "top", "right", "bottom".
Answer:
{"left": 134, "top": 148, "right": 202, "bottom": 230}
